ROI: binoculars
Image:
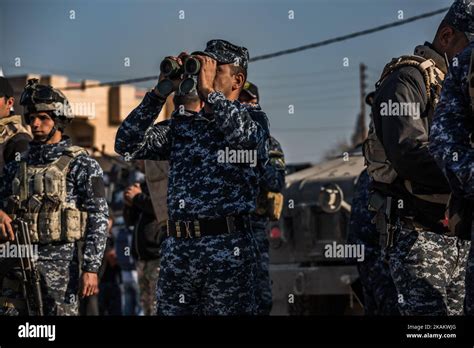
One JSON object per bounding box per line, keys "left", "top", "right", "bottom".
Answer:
{"left": 156, "top": 56, "right": 201, "bottom": 96}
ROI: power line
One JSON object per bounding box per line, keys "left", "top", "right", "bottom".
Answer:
{"left": 265, "top": 94, "right": 359, "bottom": 104}
{"left": 252, "top": 67, "right": 358, "bottom": 81}
{"left": 61, "top": 7, "right": 448, "bottom": 91}
{"left": 258, "top": 75, "right": 359, "bottom": 89}
{"left": 250, "top": 7, "right": 448, "bottom": 62}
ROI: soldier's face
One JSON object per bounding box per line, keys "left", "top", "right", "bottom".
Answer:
{"left": 29, "top": 112, "right": 55, "bottom": 141}
{"left": 213, "top": 64, "right": 233, "bottom": 98}
{"left": 213, "top": 64, "right": 244, "bottom": 101}
{"left": 0, "top": 96, "right": 14, "bottom": 118}
{"left": 436, "top": 25, "right": 470, "bottom": 61}
{"left": 446, "top": 34, "right": 469, "bottom": 60}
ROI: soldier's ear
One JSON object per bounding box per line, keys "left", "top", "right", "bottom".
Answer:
{"left": 233, "top": 73, "right": 245, "bottom": 91}
{"left": 6, "top": 96, "right": 15, "bottom": 108}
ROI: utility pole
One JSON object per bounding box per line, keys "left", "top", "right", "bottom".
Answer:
{"left": 351, "top": 63, "right": 368, "bottom": 146}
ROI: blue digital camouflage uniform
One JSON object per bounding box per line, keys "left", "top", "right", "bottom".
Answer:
{"left": 430, "top": 40, "right": 474, "bottom": 315}
{"left": 250, "top": 135, "right": 285, "bottom": 315}
{"left": 115, "top": 90, "right": 269, "bottom": 315}
{"left": 347, "top": 169, "right": 399, "bottom": 315}
{"left": 0, "top": 137, "right": 109, "bottom": 316}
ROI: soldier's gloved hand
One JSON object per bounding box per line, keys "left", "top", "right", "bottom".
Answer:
{"left": 194, "top": 55, "right": 217, "bottom": 101}
{"left": 0, "top": 210, "right": 14, "bottom": 243}
{"left": 80, "top": 272, "right": 99, "bottom": 298}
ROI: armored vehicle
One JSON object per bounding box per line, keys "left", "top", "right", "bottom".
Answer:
{"left": 269, "top": 146, "right": 366, "bottom": 315}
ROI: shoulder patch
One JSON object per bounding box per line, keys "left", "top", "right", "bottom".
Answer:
{"left": 91, "top": 176, "right": 106, "bottom": 198}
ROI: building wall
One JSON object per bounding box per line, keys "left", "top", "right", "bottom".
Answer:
{"left": 8, "top": 74, "right": 173, "bottom": 156}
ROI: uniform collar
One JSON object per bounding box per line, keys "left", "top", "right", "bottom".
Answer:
{"left": 0, "top": 114, "right": 23, "bottom": 127}
{"left": 28, "top": 136, "right": 72, "bottom": 164}
{"left": 414, "top": 42, "right": 448, "bottom": 74}
{"left": 171, "top": 109, "right": 201, "bottom": 118}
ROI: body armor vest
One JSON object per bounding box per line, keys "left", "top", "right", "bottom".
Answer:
{"left": 0, "top": 115, "right": 32, "bottom": 175}
{"left": 8, "top": 146, "right": 88, "bottom": 244}
{"left": 363, "top": 44, "right": 449, "bottom": 205}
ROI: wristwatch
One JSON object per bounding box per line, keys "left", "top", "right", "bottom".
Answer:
{"left": 206, "top": 91, "right": 226, "bottom": 105}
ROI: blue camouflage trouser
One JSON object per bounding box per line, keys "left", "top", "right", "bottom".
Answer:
{"left": 357, "top": 245, "right": 399, "bottom": 315}
{"left": 156, "top": 230, "right": 259, "bottom": 315}
{"left": 466, "top": 229, "right": 474, "bottom": 315}
{"left": 0, "top": 259, "right": 80, "bottom": 316}
{"left": 250, "top": 218, "right": 272, "bottom": 315}
{"left": 389, "top": 227, "right": 470, "bottom": 315}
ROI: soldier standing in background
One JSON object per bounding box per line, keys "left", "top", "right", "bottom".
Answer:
{"left": 0, "top": 76, "right": 32, "bottom": 298}
{"left": 239, "top": 81, "right": 285, "bottom": 315}
{"left": 349, "top": 92, "right": 399, "bottom": 315}
{"left": 363, "top": 0, "right": 471, "bottom": 315}
{"left": 429, "top": 0, "right": 474, "bottom": 315}
{"left": 0, "top": 79, "right": 108, "bottom": 315}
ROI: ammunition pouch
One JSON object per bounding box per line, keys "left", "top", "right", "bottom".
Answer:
{"left": 8, "top": 146, "right": 89, "bottom": 244}
{"left": 256, "top": 191, "right": 284, "bottom": 221}
{"left": 369, "top": 191, "right": 397, "bottom": 249}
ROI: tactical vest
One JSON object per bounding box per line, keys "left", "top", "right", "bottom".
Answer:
{"left": 0, "top": 115, "right": 31, "bottom": 175}
{"left": 8, "top": 146, "right": 88, "bottom": 244}
{"left": 363, "top": 45, "right": 449, "bottom": 205}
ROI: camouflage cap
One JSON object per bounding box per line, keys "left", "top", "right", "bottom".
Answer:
{"left": 443, "top": 0, "right": 474, "bottom": 42}
{"left": 192, "top": 39, "right": 249, "bottom": 69}
{"left": 241, "top": 81, "right": 259, "bottom": 101}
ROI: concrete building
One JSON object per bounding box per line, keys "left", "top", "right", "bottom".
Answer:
{"left": 7, "top": 74, "right": 173, "bottom": 156}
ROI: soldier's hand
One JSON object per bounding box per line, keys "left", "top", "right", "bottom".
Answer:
{"left": 80, "top": 272, "right": 99, "bottom": 298}
{"left": 124, "top": 183, "right": 142, "bottom": 202}
{"left": 106, "top": 249, "right": 118, "bottom": 267}
{"left": 194, "top": 55, "right": 217, "bottom": 100}
{"left": 154, "top": 52, "right": 189, "bottom": 99}
{"left": 0, "top": 210, "right": 14, "bottom": 242}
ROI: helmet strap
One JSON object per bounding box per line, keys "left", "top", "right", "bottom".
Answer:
{"left": 41, "top": 126, "right": 57, "bottom": 144}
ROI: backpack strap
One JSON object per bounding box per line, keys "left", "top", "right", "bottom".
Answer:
{"left": 376, "top": 55, "right": 434, "bottom": 101}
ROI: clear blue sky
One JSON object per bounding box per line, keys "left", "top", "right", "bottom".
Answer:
{"left": 0, "top": 0, "right": 452, "bottom": 163}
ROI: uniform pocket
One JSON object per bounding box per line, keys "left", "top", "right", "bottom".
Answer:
{"left": 62, "top": 209, "right": 82, "bottom": 242}
{"left": 23, "top": 212, "right": 39, "bottom": 243}
{"left": 37, "top": 211, "right": 61, "bottom": 243}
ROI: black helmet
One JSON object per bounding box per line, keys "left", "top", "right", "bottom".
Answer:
{"left": 20, "top": 78, "right": 74, "bottom": 132}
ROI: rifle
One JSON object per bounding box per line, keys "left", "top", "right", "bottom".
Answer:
{"left": 11, "top": 218, "right": 43, "bottom": 316}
